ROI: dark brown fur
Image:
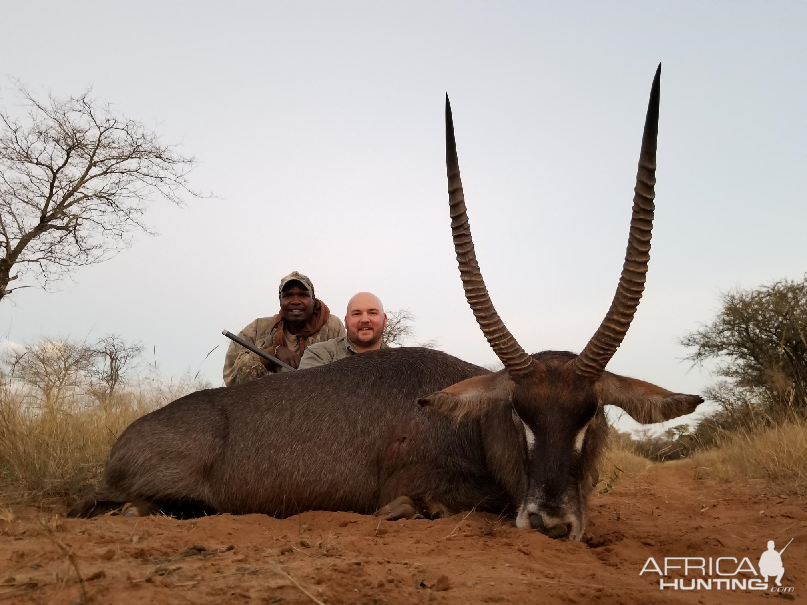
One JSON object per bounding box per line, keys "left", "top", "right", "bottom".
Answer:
{"left": 70, "top": 348, "right": 509, "bottom": 518}
{"left": 69, "top": 347, "right": 698, "bottom": 539}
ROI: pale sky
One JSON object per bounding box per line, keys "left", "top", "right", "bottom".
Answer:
{"left": 1, "top": 1, "right": 805, "bottom": 433}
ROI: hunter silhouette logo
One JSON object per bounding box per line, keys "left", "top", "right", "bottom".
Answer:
{"left": 639, "top": 539, "right": 795, "bottom": 592}
{"left": 759, "top": 539, "right": 792, "bottom": 587}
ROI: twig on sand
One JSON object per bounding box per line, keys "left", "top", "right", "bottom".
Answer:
{"left": 272, "top": 561, "right": 325, "bottom": 605}
{"left": 38, "top": 521, "right": 88, "bottom": 604}
{"left": 443, "top": 507, "right": 477, "bottom": 539}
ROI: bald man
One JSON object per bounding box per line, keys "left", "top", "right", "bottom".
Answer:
{"left": 298, "top": 292, "right": 388, "bottom": 369}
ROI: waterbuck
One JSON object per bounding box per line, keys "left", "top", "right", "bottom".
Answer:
{"left": 69, "top": 66, "right": 702, "bottom": 540}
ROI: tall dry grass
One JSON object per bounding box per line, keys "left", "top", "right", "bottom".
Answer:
{"left": 690, "top": 417, "right": 807, "bottom": 496}
{"left": 597, "top": 432, "right": 654, "bottom": 494}
{"left": 607, "top": 398, "right": 807, "bottom": 497}
{"left": 0, "top": 373, "right": 209, "bottom": 507}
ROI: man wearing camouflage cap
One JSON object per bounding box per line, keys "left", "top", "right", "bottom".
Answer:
{"left": 223, "top": 271, "right": 345, "bottom": 386}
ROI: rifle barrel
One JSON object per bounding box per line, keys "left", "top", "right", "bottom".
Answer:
{"left": 222, "top": 330, "right": 297, "bottom": 371}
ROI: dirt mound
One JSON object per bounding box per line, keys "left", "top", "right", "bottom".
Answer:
{"left": 1, "top": 463, "right": 804, "bottom": 604}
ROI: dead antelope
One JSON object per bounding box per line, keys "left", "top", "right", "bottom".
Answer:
{"left": 69, "top": 65, "right": 701, "bottom": 540}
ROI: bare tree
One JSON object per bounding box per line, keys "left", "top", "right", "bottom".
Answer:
{"left": 382, "top": 309, "right": 440, "bottom": 348}
{"left": 0, "top": 81, "right": 201, "bottom": 302}
{"left": 89, "top": 334, "right": 143, "bottom": 408}
{"left": 3, "top": 336, "right": 95, "bottom": 411}
{"left": 383, "top": 309, "right": 415, "bottom": 347}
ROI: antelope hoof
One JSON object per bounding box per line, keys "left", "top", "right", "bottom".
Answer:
{"left": 425, "top": 501, "right": 451, "bottom": 519}
{"left": 375, "top": 496, "right": 418, "bottom": 521}
{"left": 121, "top": 499, "right": 158, "bottom": 518}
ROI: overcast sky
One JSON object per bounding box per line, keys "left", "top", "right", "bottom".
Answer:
{"left": 1, "top": 1, "right": 805, "bottom": 433}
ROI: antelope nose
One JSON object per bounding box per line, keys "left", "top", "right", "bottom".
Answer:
{"left": 529, "top": 514, "right": 570, "bottom": 539}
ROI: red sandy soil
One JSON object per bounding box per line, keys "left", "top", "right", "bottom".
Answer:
{"left": 1, "top": 462, "right": 804, "bottom": 605}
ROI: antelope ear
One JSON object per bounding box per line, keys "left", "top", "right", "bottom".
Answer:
{"left": 594, "top": 373, "right": 704, "bottom": 424}
{"left": 418, "top": 372, "right": 514, "bottom": 420}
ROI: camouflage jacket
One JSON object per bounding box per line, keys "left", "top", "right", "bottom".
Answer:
{"left": 223, "top": 314, "right": 345, "bottom": 386}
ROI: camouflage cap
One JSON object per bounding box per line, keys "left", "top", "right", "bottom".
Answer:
{"left": 278, "top": 271, "right": 315, "bottom": 297}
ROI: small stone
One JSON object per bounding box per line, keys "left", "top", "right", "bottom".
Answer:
{"left": 280, "top": 545, "right": 294, "bottom": 555}
{"left": 100, "top": 548, "right": 115, "bottom": 560}
{"left": 299, "top": 539, "right": 311, "bottom": 548}
{"left": 433, "top": 575, "right": 451, "bottom": 591}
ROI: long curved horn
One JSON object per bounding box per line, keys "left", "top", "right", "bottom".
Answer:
{"left": 575, "top": 65, "right": 662, "bottom": 381}
{"left": 446, "top": 95, "right": 533, "bottom": 377}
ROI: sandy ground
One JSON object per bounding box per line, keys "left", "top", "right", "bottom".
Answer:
{"left": 1, "top": 462, "right": 804, "bottom": 605}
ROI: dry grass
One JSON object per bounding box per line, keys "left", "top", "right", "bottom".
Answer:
{"left": 0, "top": 375, "right": 207, "bottom": 507}
{"left": 597, "top": 436, "right": 654, "bottom": 494}
{"left": 690, "top": 417, "right": 807, "bottom": 495}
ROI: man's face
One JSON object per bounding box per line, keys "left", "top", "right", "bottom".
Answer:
{"left": 345, "top": 293, "right": 387, "bottom": 348}
{"left": 280, "top": 283, "right": 315, "bottom": 323}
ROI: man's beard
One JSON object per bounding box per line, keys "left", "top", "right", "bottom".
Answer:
{"left": 349, "top": 326, "right": 381, "bottom": 346}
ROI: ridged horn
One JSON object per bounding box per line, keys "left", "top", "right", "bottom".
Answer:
{"left": 446, "top": 95, "right": 533, "bottom": 377}
{"left": 575, "top": 64, "right": 662, "bottom": 381}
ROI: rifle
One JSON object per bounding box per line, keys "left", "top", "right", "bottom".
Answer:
{"left": 222, "top": 330, "right": 297, "bottom": 371}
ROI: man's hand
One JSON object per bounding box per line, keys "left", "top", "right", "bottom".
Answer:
{"left": 272, "top": 345, "right": 301, "bottom": 369}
